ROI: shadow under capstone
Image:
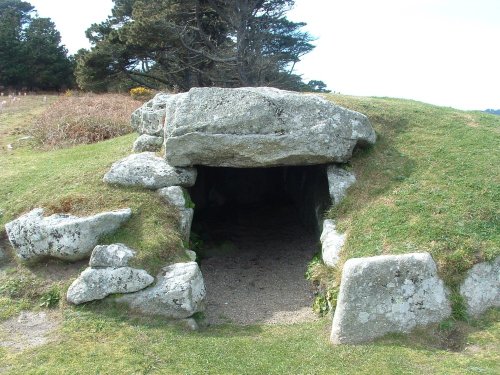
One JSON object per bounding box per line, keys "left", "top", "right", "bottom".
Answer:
{"left": 189, "top": 166, "right": 330, "bottom": 325}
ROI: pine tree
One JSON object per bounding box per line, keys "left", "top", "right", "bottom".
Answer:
{"left": 0, "top": 0, "right": 73, "bottom": 90}
{"left": 76, "top": 0, "right": 322, "bottom": 91}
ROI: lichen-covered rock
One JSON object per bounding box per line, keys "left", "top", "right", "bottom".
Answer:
{"left": 103, "top": 152, "right": 197, "bottom": 189}
{"left": 183, "top": 317, "right": 199, "bottom": 331}
{"left": 179, "top": 208, "right": 194, "bottom": 243}
{"left": 327, "top": 165, "right": 356, "bottom": 205}
{"left": 5, "top": 208, "right": 132, "bottom": 261}
{"left": 163, "top": 87, "right": 376, "bottom": 168}
{"left": 460, "top": 257, "right": 500, "bottom": 317}
{"left": 185, "top": 250, "right": 197, "bottom": 262}
{"left": 132, "top": 134, "right": 164, "bottom": 153}
{"left": 118, "top": 262, "right": 205, "bottom": 319}
{"left": 131, "top": 92, "right": 171, "bottom": 136}
{"left": 157, "top": 186, "right": 192, "bottom": 242}
{"left": 89, "top": 243, "right": 136, "bottom": 268}
{"left": 331, "top": 252, "right": 451, "bottom": 344}
{"left": 320, "top": 219, "right": 345, "bottom": 267}
{"left": 66, "top": 267, "right": 154, "bottom": 305}
{"left": 157, "top": 186, "right": 186, "bottom": 209}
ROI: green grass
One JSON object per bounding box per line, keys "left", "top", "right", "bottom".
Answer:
{"left": 326, "top": 95, "right": 499, "bottom": 287}
{"left": 0, "top": 94, "right": 499, "bottom": 374}
{"left": 1, "top": 97, "right": 186, "bottom": 319}
{"left": 0, "top": 133, "right": 183, "bottom": 272}
{"left": 0, "top": 307, "right": 498, "bottom": 374}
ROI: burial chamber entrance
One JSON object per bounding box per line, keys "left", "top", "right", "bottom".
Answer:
{"left": 188, "top": 165, "right": 331, "bottom": 325}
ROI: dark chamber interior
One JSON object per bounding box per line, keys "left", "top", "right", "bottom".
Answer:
{"left": 189, "top": 165, "right": 331, "bottom": 243}
{"left": 188, "top": 165, "right": 332, "bottom": 324}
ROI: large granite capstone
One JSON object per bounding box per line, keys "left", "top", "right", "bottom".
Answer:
{"left": 162, "top": 87, "right": 376, "bottom": 167}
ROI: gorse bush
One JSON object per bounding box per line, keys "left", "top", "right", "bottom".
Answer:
{"left": 129, "top": 87, "right": 154, "bottom": 101}
{"left": 29, "top": 93, "right": 142, "bottom": 149}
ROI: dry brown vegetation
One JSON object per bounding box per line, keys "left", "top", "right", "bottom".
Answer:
{"left": 28, "top": 93, "right": 142, "bottom": 149}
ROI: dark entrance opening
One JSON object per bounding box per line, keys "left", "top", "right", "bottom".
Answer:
{"left": 189, "top": 165, "right": 330, "bottom": 325}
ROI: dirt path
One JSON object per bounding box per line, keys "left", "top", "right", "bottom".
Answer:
{"left": 197, "top": 203, "right": 319, "bottom": 325}
{"left": 0, "top": 310, "right": 61, "bottom": 352}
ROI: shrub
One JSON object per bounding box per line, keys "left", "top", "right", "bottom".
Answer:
{"left": 305, "top": 254, "right": 340, "bottom": 316}
{"left": 130, "top": 87, "right": 154, "bottom": 101}
{"left": 39, "top": 287, "right": 61, "bottom": 308}
{"left": 29, "top": 93, "right": 142, "bottom": 149}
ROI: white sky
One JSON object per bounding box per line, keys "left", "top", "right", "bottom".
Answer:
{"left": 30, "top": 0, "right": 499, "bottom": 110}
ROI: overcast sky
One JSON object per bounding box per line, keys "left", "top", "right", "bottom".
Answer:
{"left": 30, "top": 0, "right": 499, "bottom": 110}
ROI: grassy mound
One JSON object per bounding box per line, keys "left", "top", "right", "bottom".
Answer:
{"left": 307, "top": 95, "right": 499, "bottom": 318}
{"left": 329, "top": 95, "right": 499, "bottom": 281}
{"left": 0, "top": 94, "right": 498, "bottom": 374}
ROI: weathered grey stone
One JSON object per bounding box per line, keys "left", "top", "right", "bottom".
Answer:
{"left": 157, "top": 186, "right": 186, "bottom": 209}
{"left": 66, "top": 267, "right": 154, "bottom": 305}
{"left": 320, "top": 219, "right": 345, "bottom": 267}
{"left": 89, "top": 243, "right": 136, "bottom": 268}
{"left": 179, "top": 208, "right": 194, "bottom": 243}
{"left": 118, "top": 262, "right": 205, "bottom": 319}
{"left": 131, "top": 92, "right": 171, "bottom": 136}
{"left": 5, "top": 208, "right": 132, "bottom": 261}
{"left": 183, "top": 318, "right": 199, "bottom": 331}
{"left": 331, "top": 252, "right": 451, "bottom": 344}
{"left": 163, "top": 87, "right": 376, "bottom": 168}
{"left": 460, "top": 257, "right": 500, "bottom": 317}
{"left": 327, "top": 165, "right": 356, "bottom": 205}
{"left": 157, "top": 186, "right": 192, "bottom": 242}
{"left": 103, "top": 152, "right": 197, "bottom": 189}
{"left": 17, "top": 136, "right": 34, "bottom": 143}
{"left": 185, "top": 249, "right": 197, "bottom": 262}
{"left": 132, "top": 134, "right": 164, "bottom": 153}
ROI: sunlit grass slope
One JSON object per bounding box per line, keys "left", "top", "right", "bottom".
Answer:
{"left": 327, "top": 95, "right": 499, "bottom": 288}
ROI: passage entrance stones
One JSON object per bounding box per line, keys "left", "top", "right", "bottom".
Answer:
{"left": 67, "top": 244, "right": 154, "bottom": 305}
{"left": 104, "top": 152, "right": 197, "bottom": 189}
{"left": 106, "top": 86, "right": 376, "bottom": 323}
{"left": 331, "top": 253, "right": 451, "bottom": 344}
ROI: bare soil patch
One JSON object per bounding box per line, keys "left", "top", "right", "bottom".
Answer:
{"left": 197, "top": 203, "right": 319, "bottom": 325}
{"left": 0, "top": 310, "right": 61, "bottom": 352}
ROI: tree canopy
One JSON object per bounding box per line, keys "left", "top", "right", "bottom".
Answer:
{"left": 76, "top": 0, "right": 328, "bottom": 92}
{"left": 0, "top": 0, "right": 73, "bottom": 91}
